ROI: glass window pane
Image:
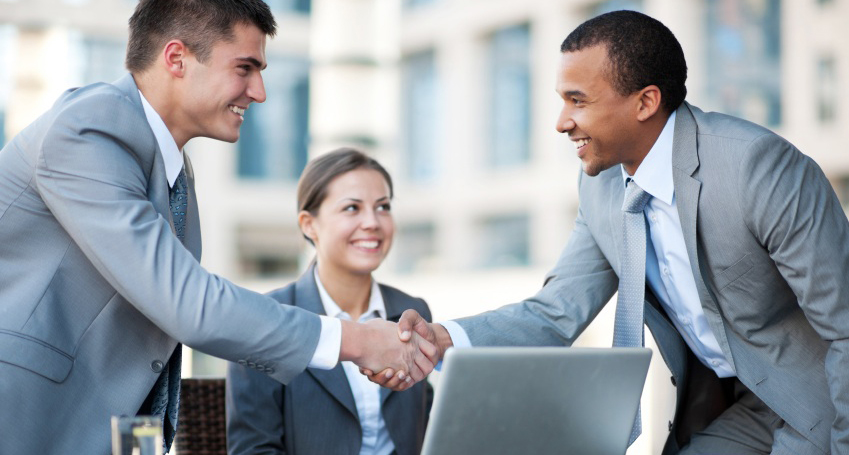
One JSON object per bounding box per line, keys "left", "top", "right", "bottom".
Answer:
{"left": 591, "top": 0, "right": 643, "bottom": 16}
{"left": 403, "top": 0, "right": 436, "bottom": 9}
{"left": 394, "top": 223, "right": 436, "bottom": 273}
{"left": 817, "top": 55, "right": 837, "bottom": 123}
{"left": 706, "top": 0, "right": 782, "bottom": 127}
{"left": 489, "top": 24, "right": 530, "bottom": 168}
{"left": 402, "top": 50, "right": 439, "bottom": 181}
{"left": 265, "top": 0, "right": 311, "bottom": 14}
{"left": 81, "top": 37, "right": 127, "bottom": 85}
{"left": 237, "top": 56, "right": 310, "bottom": 181}
{"left": 477, "top": 214, "right": 530, "bottom": 268}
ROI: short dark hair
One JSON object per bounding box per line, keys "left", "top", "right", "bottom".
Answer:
{"left": 126, "top": 0, "right": 277, "bottom": 73}
{"left": 297, "top": 148, "right": 394, "bottom": 243}
{"left": 560, "top": 10, "right": 687, "bottom": 113}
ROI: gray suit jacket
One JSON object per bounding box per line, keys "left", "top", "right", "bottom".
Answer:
{"left": 226, "top": 267, "right": 433, "bottom": 455}
{"left": 0, "top": 74, "right": 322, "bottom": 454}
{"left": 454, "top": 102, "right": 849, "bottom": 454}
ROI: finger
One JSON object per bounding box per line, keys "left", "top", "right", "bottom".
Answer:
{"left": 416, "top": 335, "right": 439, "bottom": 365}
{"left": 412, "top": 350, "right": 434, "bottom": 380}
{"left": 408, "top": 363, "right": 426, "bottom": 383}
{"left": 359, "top": 368, "right": 374, "bottom": 376}
{"left": 392, "top": 378, "right": 412, "bottom": 392}
{"left": 382, "top": 371, "right": 408, "bottom": 390}
{"left": 365, "top": 368, "right": 394, "bottom": 386}
{"left": 412, "top": 317, "right": 432, "bottom": 340}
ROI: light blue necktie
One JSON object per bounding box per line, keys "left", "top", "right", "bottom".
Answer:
{"left": 149, "top": 168, "right": 187, "bottom": 452}
{"left": 614, "top": 179, "right": 651, "bottom": 445}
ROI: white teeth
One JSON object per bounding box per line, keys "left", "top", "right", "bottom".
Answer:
{"left": 574, "top": 138, "right": 590, "bottom": 148}
{"left": 354, "top": 240, "right": 379, "bottom": 249}
{"left": 229, "top": 105, "right": 245, "bottom": 116}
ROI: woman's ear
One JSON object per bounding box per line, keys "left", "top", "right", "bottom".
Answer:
{"left": 298, "top": 210, "right": 316, "bottom": 242}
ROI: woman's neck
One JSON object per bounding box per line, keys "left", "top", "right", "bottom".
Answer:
{"left": 316, "top": 263, "right": 373, "bottom": 321}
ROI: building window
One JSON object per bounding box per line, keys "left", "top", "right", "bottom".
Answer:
{"left": 394, "top": 223, "right": 436, "bottom": 273}
{"left": 265, "top": 0, "right": 311, "bottom": 14}
{"left": 817, "top": 55, "right": 837, "bottom": 124}
{"left": 80, "top": 37, "right": 126, "bottom": 85}
{"left": 403, "top": 0, "right": 436, "bottom": 8}
{"left": 590, "top": 0, "right": 643, "bottom": 16}
{"left": 237, "top": 56, "right": 310, "bottom": 181}
{"left": 706, "top": 0, "right": 781, "bottom": 127}
{"left": 401, "top": 50, "right": 439, "bottom": 181}
{"left": 477, "top": 214, "right": 530, "bottom": 268}
{"left": 488, "top": 24, "right": 531, "bottom": 168}
{"left": 236, "top": 224, "right": 302, "bottom": 279}
{"left": 0, "top": 25, "right": 14, "bottom": 146}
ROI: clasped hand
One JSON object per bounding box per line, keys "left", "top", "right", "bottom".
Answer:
{"left": 358, "top": 309, "right": 441, "bottom": 391}
{"left": 349, "top": 318, "right": 437, "bottom": 391}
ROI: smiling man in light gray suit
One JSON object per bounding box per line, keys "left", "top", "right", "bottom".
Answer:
{"left": 0, "top": 1, "right": 436, "bottom": 453}
{"left": 367, "top": 10, "right": 849, "bottom": 455}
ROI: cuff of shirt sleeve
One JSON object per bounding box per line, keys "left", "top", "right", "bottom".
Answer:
{"left": 434, "top": 321, "right": 471, "bottom": 371}
{"left": 308, "top": 315, "right": 341, "bottom": 370}
{"left": 439, "top": 320, "right": 472, "bottom": 348}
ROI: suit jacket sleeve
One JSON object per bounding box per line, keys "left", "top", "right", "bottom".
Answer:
{"left": 454, "top": 172, "right": 619, "bottom": 346}
{"left": 35, "top": 88, "right": 320, "bottom": 384}
{"left": 738, "top": 133, "right": 849, "bottom": 452}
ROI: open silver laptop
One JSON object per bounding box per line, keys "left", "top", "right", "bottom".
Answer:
{"left": 421, "top": 347, "right": 652, "bottom": 455}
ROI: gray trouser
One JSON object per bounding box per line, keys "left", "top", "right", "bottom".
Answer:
{"left": 678, "top": 378, "right": 826, "bottom": 455}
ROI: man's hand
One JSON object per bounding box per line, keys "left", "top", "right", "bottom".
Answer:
{"left": 340, "top": 319, "right": 438, "bottom": 390}
{"left": 360, "top": 309, "right": 454, "bottom": 390}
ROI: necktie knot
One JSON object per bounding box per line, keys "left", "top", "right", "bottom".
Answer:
{"left": 622, "top": 180, "right": 651, "bottom": 213}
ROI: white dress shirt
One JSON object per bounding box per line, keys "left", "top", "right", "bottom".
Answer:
{"left": 444, "top": 111, "right": 735, "bottom": 378}
{"left": 137, "top": 89, "right": 340, "bottom": 370}
{"left": 315, "top": 270, "right": 395, "bottom": 455}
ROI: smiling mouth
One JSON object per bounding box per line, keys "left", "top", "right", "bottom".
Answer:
{"left": 229, "top": 105, "right": 245, "bottom": 119}
{"left": 352, "top": 240, "right": 380, "bottom": 250}
{"left": 573, "top": 138, "right": 591, "bottom": 149}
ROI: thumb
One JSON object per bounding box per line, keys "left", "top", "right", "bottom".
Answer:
{"left": 398, "top": 309, "right": 422, "bottom": 341}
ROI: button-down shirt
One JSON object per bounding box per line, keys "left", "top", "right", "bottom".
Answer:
{"left": 138, "top": 88, "right": 340, "bottom": 370}
{"left": 623, "top": 111, "right": 734, "bottom": 377}
{"left": 315, "top": 270, "right": 395, "bottom": 455}
{"left": 443, "top": 111, "right": 735, "bottom": 378}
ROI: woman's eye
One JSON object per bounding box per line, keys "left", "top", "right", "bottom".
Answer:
{"left": 343, "top": 205, "right": 358, "bottom": 212}
{"left": 378, "top": 203, "right": 392, "bottom": 212}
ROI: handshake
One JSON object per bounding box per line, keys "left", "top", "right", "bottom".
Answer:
{"left": 342, "top": 310, "right": 453, "bottom": 391}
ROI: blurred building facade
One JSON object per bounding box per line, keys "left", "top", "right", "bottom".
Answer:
{"left": 2, "top": 0, "right": 848, "bottom": 453}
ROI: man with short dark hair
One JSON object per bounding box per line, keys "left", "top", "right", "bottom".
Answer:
{"left": 372, "top": 10, "right": 849, "bottom": 454}
{"left": 0, "top": 0, "right": 435, "bottom": 453}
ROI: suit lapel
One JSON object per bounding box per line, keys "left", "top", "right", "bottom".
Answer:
{"left": 297, "top": 267, "right": 359, "bottom": 419}
{"left": 671, "top": 103, "right": 735, "bottom": 369}
{"left": 113, "top": 73, "right": 180, "bottom": 249}
{"left": 607, "top": 172, "right": 627, "bottom": 273}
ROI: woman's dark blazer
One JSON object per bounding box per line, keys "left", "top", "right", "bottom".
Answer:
{"left": 226, "top": 267, "right": 433, "bottom": 455}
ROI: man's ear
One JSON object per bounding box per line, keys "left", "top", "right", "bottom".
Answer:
{"left": 635, "top": 85, "right": 662, "bottom": 122}
{"left": 298, "top": 210, "right": 317, "bottom": 242}
{"left": 163, "top": 39, "right": 188, "bottom": 78}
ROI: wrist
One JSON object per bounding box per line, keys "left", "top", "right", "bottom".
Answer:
{"left": 433, "top": 323, "right": 454, "bottom": 359}
{"left": 339, "top": 320, "right": 366, "bottom": 363}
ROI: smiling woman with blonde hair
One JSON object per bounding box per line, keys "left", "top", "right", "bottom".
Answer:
{"left": 226, "top": 147, "right": 433, "bottom": 455}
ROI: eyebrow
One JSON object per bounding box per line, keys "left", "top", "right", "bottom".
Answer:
{"left": 563, "top": 90, "right": 587, "bottom": 98}
{"left": 338, "top": 196, "right": 390, "bottom": 204}
{"left": 236, "top": 56, "right": 267, "bottom": 70}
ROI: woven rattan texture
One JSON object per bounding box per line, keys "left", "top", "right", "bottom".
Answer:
{"left": 173, "top": 378, "right": 227, "bottom": 455}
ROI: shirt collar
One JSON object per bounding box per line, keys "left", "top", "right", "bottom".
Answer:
{"left": 620, "top": 111, "right": 676, "bottom": 205}
{"left": 138, "top": 90, "right": 184, "bottom": 188}
{"left": 314, "top": 267, "right": 387, "bottom": 321}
